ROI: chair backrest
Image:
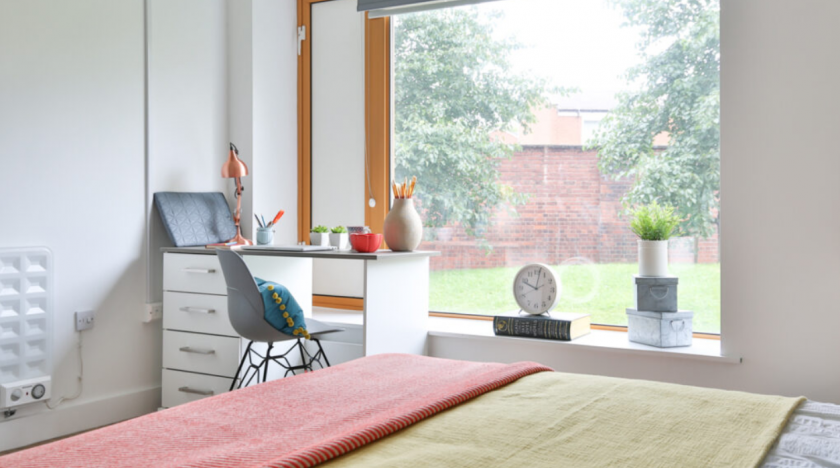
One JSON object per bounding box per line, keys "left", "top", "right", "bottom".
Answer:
{"left": 216, "top": 250, "right": 287, "bottom": 343}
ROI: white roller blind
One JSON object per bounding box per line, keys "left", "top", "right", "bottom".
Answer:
{"left": 311, "top": 0, "right": 366, "bottom": 298}
{"left": 358, "top": 0, "right": 503, "bottom": 18}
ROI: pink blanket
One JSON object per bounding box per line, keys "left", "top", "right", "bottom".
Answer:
{"left": 3, "top": 354, "right": 551, "bottom": 468}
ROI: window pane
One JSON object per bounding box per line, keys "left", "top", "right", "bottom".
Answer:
{"left": 392, "top": 0, "right": 721, "bottom": 333}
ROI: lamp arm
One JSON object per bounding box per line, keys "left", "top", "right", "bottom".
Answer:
{"left": 233, "top": 177, "right": 243, "bottom": 223}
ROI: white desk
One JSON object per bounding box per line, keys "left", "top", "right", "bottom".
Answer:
{"left": 160, "top": 247, "right": 438, "bottom": 407}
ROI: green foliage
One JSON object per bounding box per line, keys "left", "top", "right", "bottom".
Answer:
{"left": 590, "top": 0, "right": 720, "bottom": 239}
{"left": 330, "top": 226, "right": 348, "bottom": 234}
{"left": 629, "top": 202, "right": 681, "bottom": 241}
{"left": 311, "top": 225, "right": 329, "bottom": 233}
{"left": 393, "top": 9, "right": 558, "bottom": 237}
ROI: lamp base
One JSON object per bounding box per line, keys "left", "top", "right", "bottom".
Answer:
{"left": 226, "top": 226, "right": 253, "bottom": 246}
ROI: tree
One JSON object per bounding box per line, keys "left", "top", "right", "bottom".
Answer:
{"left": 393, "top": 9, "right": 554, "bottom": 237}
{"left": 591, "top": 0, "right": 720, "bottom": 242}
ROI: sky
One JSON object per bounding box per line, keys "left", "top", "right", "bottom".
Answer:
{"left": 473, "top": 0, "right": 644, "bottom": 106}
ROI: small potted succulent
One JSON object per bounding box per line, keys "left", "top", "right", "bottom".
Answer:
{"left": 310, "top": 225, "right": 329, "bottom": 246}
{"left": 329, "top": 226, "right": 350, "bottom": 250}
{"left": 630, "top": 202, "right": 681, "bottom": 277}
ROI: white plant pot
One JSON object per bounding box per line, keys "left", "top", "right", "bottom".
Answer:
{"left": 329, "top": 232, "right": 350, "bottom": 250}
{"left": 638, "top": 240, "right": 669, "bottom": 277}
{"left": 310, "top": 232, "right": 329, "bottom": 246}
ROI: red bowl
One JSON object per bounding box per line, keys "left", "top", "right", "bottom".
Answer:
{"left": 350, "top": 233, "right": 383, "bottom": 253}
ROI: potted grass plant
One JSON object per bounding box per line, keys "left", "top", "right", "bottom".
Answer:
{"left": 329, "top": 226, "right": 350, "bottom": 250}
{"left": 630, "top": 202, "right": 681, "bottom": 277}
{"left": 310, "top": 225, "right": 329, "bottom": 246}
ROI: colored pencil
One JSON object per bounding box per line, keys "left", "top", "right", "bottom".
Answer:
{"left": 270, "top": 210, "right": 285, "bottom": 227}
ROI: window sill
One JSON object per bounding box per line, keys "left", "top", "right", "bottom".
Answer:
{"left": 428, "top": 316, "right": 740, "bottom": 364}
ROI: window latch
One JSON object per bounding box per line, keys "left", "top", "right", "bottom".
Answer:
{"left": 297, "top": 25, "right": 306, "bottom": 56}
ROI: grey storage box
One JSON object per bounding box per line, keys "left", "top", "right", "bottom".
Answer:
{"left": 626, "top": 308, "right": 693, "bottom": 348}
{"left": 634, "top": 276, "right": 678, "bottom": 312}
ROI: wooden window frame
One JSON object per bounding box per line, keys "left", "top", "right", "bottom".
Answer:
{"left": 297, "top": 2, "right": 718, "bottom": 340}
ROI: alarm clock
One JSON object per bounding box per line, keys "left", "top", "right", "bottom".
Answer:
{"left": 513, "top": 263, "right": 562, "bottom": 315}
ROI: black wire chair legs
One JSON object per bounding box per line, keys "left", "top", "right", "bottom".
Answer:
{"left": 230, "top": 338, "right": 332, "bottom": 391}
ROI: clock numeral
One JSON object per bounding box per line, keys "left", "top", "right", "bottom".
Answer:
{"left": 542, "top": 302, "right": 546, "bottom": 308}
{"left": 548, "top": 278, "right": 553, "bottom": 284}
{"left": 547, "top": 295, "right": 552, "bottom": 301}
{"left": 551, "top": 287, "right": 555, "bottom": 293}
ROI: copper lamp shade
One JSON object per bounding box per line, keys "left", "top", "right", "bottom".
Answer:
{"left": 222, "top": 143, "right": 252, "bottom": 246}
{"left": 222, "top": 143, "right": 249, "bottom": 179}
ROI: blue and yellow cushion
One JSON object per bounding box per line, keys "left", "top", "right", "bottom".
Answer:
{"left": 254, "top": 278, "right": 310, "bottom": 340}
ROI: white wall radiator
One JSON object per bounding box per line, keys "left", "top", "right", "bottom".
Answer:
{"left": 0, "top": 247, "right": 53, "bottom": 408}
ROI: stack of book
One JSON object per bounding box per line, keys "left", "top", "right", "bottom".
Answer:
{"left": 493, "top": 311, "right": 591, "bottom": 341}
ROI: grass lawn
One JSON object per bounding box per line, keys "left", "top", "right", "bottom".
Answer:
{"left": 429, "top": 263, "right": 721, "bottom": 333}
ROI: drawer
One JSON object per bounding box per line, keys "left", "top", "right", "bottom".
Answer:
{"left": 163, "top": 253, "right": 227, "bottom": 295}
{"left": 164, "top": 292, "right": 235, "bottom": 337}
{"left": 161, "top": 369, "right": 234, "bottom": 408}
{"left": 163, "top": 330, "right": 241, "bottom": 377}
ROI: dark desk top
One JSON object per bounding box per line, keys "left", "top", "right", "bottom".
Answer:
{"left": 162, "top": 246, "right": 440, "bottom": 261}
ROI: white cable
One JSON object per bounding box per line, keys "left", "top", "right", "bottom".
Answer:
{"left": 45, "top": 332, "right": 83, "bottom": 410}
{"left": 361, "top": 13, "right": 376, "bottom": 208}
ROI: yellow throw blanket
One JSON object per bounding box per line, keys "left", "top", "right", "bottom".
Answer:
{"left": 322, "top": 372, "right": 803, "bottom": 468}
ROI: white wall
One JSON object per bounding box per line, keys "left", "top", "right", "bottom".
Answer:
{"left": 229, "top": 0, "right": 299, "bottom": 247}
{"left": 0, "top": 0, "right": 160, "bottom": 449}
{"left": 227, "top": 0, "right": 255, "bottom": 245}
{"left": 431, "top": 0, "right": 840, "bottom": 405}
{"left": 252, "top": 0, "right": 299, "bottom": 246}
{"left": 147, "top": 0, "right": 230, "bottom": 303}
{"left": 0, "top": 0, "right": 299, "bottom": 450}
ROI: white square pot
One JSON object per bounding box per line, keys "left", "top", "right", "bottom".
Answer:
{"left": 310, "top": 232, "right": 329, "bottom": 246}
{"left": 329, "top": 232, "right": 350, "bottom": 250}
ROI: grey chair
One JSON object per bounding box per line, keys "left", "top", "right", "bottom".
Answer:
{"left": 216, "top": 250, "right": 343, "bottom": 390}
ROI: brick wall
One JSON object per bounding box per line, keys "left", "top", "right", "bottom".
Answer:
{"left": 420, "top": 145, "right": 720, "bottom": 271}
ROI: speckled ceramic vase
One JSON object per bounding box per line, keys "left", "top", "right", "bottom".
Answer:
{"left": 384, "top": 199, "right": 423, "bottom": 251}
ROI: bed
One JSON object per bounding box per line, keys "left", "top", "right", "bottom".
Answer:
{"left": 2, "top": 354, "right": 838, "bottom": 468}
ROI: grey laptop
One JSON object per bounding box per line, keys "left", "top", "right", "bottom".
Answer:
{"left": 240, "top": 245, "right": 338, "bottom": 252}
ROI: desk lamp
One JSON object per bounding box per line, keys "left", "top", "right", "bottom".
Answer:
{"left": 222, "top": 142, "right": 253, "bottom": 245}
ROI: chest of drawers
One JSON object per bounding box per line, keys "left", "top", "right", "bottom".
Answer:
{"left": 161, "top": 254, "right": 239, "bottom": 408}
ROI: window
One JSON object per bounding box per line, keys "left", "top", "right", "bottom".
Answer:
{"left": 389, "top": 0, "right": 721, "bottom": 332}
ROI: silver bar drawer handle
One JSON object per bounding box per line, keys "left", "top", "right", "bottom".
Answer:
{"left": 179, "top": 307, "right": 216, "bottom": 314}
{"left": 183, "top": 268, "right": 216, "bottom": 274}
{"left": 178, "top": 386, "right": 214, "bottom": 396}
{"left": 179, "top": 346, "right": 216, "bottom": 355}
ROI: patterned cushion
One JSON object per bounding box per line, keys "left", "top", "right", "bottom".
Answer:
{"left": 154, "top": 192, "right": 237, "bottom": 247}
{"left": 255, "top": 278, "right": 308, "bottom": 339}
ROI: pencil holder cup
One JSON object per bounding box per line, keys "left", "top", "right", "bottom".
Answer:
{"left": 256, "top": 227, "right": 275, "bottom": 245}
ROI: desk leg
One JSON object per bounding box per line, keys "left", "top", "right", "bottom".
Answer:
{"left": 363, "top": 256, "right": 429, "bottom": 356}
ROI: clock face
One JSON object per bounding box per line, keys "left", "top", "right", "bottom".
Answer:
{"left": 513, "top": 263, "right": 562, "bottom": 315}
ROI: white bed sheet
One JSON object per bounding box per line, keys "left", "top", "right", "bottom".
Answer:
{"left": 762, "top": 400, "right": 840, "bottom": 468}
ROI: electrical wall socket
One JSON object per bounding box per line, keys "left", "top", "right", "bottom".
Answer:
{"left": 143, "top": 302, "right": 163, "bottom": 323}
{"left": 75, "top": 310, "right": 95, "bottom": 331}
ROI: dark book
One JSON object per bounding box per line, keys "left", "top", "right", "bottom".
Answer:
{"left": 493, "top": 311, "right": 591, "bottom": 341}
